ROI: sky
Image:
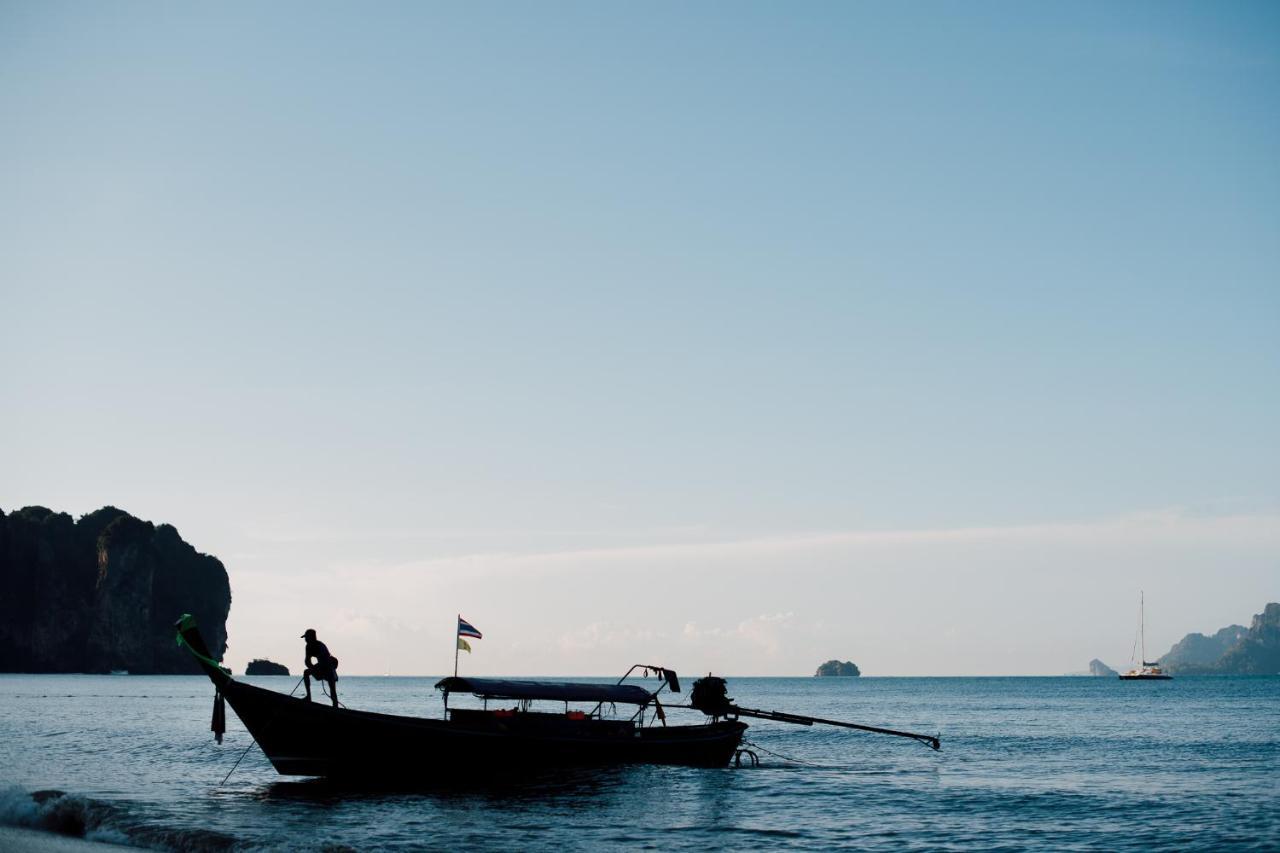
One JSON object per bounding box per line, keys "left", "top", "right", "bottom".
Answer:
{"left": 1, "top": 1, "right": 1277, "bottom": 676}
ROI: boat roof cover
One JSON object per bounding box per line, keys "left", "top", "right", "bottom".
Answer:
{"left": 435, "top": 676, "right": 654, "bottom": 705}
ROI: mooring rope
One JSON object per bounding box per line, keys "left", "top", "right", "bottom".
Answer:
{"left": 741, "top": 738, "right": 833, "bottom": 768}
{"left": 219, "top": 676, "right": 305, "bottom": 786}
{"left": 219, "top": 734, "right": 258, "bottom": 786}
{"left": 320, "top": 680, "right": 347, "bottom": 710}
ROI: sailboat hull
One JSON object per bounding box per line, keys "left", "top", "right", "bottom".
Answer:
{"left": 1122, "top": 592, "right": 1173, "bottom": 681}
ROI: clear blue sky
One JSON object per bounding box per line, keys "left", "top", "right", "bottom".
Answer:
{"left": 2, "top": 2, "right": 1277, "bottom": 674}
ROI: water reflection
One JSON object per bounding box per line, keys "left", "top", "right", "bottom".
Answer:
{"left": 259, "top": 764, "right": 636, "bottom": 806}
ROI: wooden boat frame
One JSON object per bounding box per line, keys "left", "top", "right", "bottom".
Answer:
{"left": 177, "top": 615, "right": 747, "bottom": 777}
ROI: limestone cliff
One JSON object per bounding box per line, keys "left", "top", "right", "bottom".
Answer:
{"left": 1154, "top": 603, "right": 1279, "bottom": 675}
{"left": 1088, "top": 659, "right": 1118, "bottom": 677}
{"left": 0, "top": 506, "right": 230, "bottom": 673}
{"left": 1159, "top": 624, "right": 1247, "bottom": 673}
{"left": 1213, "top": 603, "right": 1280, "bottom": 675}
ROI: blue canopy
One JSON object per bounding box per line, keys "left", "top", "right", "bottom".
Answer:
{"left": 435, "top": 676, "right": 655, "bottom": 705}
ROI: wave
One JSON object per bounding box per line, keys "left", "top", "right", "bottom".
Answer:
{"left": 0, "top": 787, "right": 242, "bottom": 852}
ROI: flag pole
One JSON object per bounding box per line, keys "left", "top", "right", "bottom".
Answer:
{"left": 453, "top": 614, "right": 460, "bottom": 678}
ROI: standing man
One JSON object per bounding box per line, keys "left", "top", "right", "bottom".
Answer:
{"left": 300, "top": 628, "right": 339, "bottom": 708}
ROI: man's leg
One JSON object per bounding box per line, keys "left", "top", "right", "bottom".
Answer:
{"left": 327, "top": 676, "right": 338, "bottom": 708}
{"left": 303, "top": 670, "right": 312, "bottom": 701}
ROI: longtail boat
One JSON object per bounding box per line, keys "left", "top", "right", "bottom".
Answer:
{"left": 177, "top": 614, "right": 938, "bottom": 778}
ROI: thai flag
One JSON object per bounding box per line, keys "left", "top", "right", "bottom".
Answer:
{"left": 457, "top": 616, "right": 482, "bottom": 639}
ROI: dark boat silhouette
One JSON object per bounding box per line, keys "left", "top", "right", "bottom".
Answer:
{"left": 178, "top": 614, "right": 940, "bottom": 778}
{"left": 177, "top": 615, "right": 746, "bottom": 775}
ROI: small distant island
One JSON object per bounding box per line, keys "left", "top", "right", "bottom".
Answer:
{"left": 815, "top": 659, "right": 861, "bottom": 677}
{"left": 1088, "top": 659, "right": 1118, "bottom": 677}
{"left": 246, "top": 659, "right": 289, "bottom": 676}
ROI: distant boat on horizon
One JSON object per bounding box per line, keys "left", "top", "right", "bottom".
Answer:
{"left": 1120, "top": 591, "right": 1172, "bottom": 681}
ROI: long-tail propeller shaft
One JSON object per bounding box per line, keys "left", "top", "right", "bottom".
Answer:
{"left": 688, "top": 676, "right": 940, "bottom": 751}
{"left": 728, "top": 704, "right": 940, "bottom": 750}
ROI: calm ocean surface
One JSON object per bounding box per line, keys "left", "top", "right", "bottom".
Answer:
{"left": 1, "top": 674, "right": 1276, "bottom": 851}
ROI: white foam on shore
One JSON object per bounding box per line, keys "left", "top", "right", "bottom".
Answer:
{"left": 0, "top": 787, "right": 235, "bottom": 852}
{"left": 0, "top": 825, "right": 137, "bottom": 851}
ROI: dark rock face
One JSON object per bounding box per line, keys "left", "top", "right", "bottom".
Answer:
{"left": 815, "top": 659, "right": 861, "bottom": 677}
{"left": 246, "top": 659, "right": 290, "bottom": 676}
{"left": 1156, "top": 603, "right": 1280, "bottom": 675}
{"left": 1088, "top": 659, "right": 1118, "bottom": 677}
{"left": 0, "top": 507, "right": 97, "bottom": 672}
{"left": 0, "top": 506, "right": 230, "bottom": 673}
{"left": 1213, "top": 604, "right": 1280, "bottom": 675}
{"left": 1159, "top": 624, "right": 1247, "bottom": 673}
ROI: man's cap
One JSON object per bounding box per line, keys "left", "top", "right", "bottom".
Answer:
{"left": 301, "top": 628, "right": 316, "bottom": 638}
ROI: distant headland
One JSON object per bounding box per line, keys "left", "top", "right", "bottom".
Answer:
{"left": 815, "top": 659, "right": 861, "bottom": 677}
{"left": 1090, "top": 602, "right": 1279, "bottom": 676}
{"left": 0, "top": 506, "right": 231, "bottom": 674}
{"left": 246, "top": 658, "right": 289, "bottom": 676}
{"left": 1168, "top": 603, "right": 1280, "bottom": 674}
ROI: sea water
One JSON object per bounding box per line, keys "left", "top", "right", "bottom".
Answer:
{"left": 0, "top": 674, "right": 1276, "bottom": 851}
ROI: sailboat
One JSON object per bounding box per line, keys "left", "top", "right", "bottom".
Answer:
{"left": 1120, "top": 591, "right": 1172, "bottom": 680}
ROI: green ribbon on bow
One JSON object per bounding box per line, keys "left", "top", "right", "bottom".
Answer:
{"left": 175, "top": 614, "right": 232, "bottom": 676}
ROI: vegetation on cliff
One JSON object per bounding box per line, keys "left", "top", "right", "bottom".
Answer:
{"left": 1159, "top": 624, "right": 1247, "bottom": 672}
{"left": 1157, "top": 603, "right": 1280, "bottom": 675}
{"left": 246, "top": 659, "right": 290, "bottom": 676}
{"left": 815, "top": 659, "right": 861, "bottom": 677}
{"left": 1205, "top": 604, "right": 1280, "bottom": 674}
{"left": 0, "top": 506, "right": 231, "bottom": 674}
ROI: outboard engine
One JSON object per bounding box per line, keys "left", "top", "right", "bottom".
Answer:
{"left": 689, "top": 676, "right": 733, "bottom": 718}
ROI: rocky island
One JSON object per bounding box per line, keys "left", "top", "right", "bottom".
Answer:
{"left": 815, "top": 659, "right": 861, "bottom": 677}
{"left": 1088, "top": 659, "right": 1118, "bottom": 677}
{"left": 246, "top": 659, "right": 290, "bottom": 676}
{"left": 0, "top": 506, "right": 231, "bottom": 674}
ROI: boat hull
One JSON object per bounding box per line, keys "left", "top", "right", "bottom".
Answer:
{"left": 219, "top": 678, "right": 747, "bottom": 776}
{"left": 1118, "top": 674, "right": 1173, "bottom": 680}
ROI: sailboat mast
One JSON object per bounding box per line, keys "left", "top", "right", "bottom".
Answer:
{"left": 1140, "top": 590, "right": 1146, "bottom": 664}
